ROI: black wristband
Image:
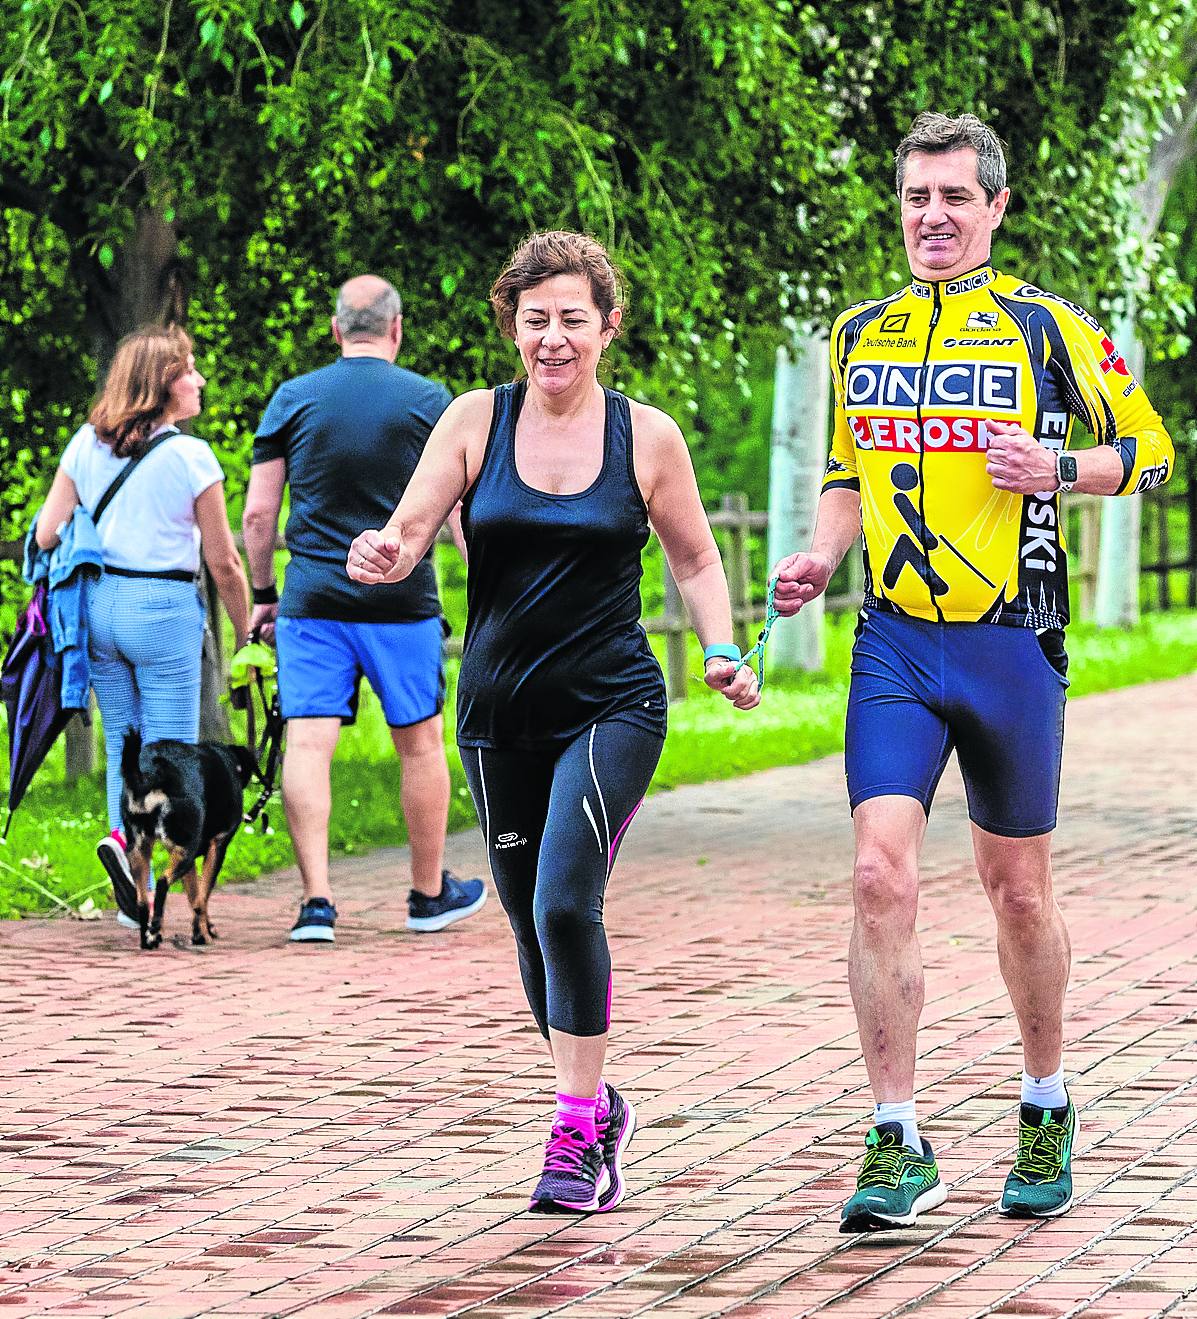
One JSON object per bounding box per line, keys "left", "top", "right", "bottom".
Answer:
{"left": 252, "top": 583, "right": 279, "bottom": 605}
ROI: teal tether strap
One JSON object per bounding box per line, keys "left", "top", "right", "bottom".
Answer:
{"left": 735, "top": 576, "right": 780, "bottom": 691}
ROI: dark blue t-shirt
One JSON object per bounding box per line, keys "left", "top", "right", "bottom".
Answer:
{"left": 252, "top": 357, "right": 451, "bottom": 623}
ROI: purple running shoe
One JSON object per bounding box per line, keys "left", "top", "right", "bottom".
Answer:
{"left": 595, "top": 1083, "right": 637, "bottom": 1211}
{"left": 528, "top": 1120, "right": 609, "bottom": 1213}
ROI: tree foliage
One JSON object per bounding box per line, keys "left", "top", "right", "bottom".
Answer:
{"left": 2, "top": 0, "right": 1196, "bottom": 568}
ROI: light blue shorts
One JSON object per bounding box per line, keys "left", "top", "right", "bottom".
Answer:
{"left": 275, "top": 616, "right": 446, "bottom": 727}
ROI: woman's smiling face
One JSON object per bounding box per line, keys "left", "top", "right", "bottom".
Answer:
{"left": 514, "top": 274, "right": 620, "bottom": 397}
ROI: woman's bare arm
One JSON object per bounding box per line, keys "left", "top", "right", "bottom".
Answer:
{"left": 35, "top": 467, "right": 82, "bottom": 549}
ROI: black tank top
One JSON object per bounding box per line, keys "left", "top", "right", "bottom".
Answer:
{"left": 456, "top": 381, "right": 668, "bottom": 750}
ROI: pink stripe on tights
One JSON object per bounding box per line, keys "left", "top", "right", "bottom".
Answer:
{"left": 607, "top": 798, "right": 644, "bottom": 873}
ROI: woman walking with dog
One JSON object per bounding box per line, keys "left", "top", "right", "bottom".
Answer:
{"left": 348, "top": 231, "right": 759, "bottom": 1214}
{"left": 35, "top": 324, "right": 250, "bottom": 924}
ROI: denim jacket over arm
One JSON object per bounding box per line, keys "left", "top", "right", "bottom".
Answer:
{"left": 23, "top": 507, "right": 105, "bottom": 712}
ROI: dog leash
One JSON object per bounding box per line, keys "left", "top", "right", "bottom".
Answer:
{"left": 238, "top": 669, "right": 282, "bottom": 831}
{"left": 230, "top": 635, "right": 284, "bottom": 832}
{"left": 734, "top": 575, "right": 780, "bottom": 691}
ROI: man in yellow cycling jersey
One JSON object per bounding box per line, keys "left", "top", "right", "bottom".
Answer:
{"left": 773, "top": 111, "right": 1173, "bottom": 1234}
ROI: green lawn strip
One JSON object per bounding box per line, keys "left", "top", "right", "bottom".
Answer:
{"left": 2, "top": 609, "right": 1195, "bottom": 920}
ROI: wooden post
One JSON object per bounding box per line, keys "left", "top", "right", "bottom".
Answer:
{"left": 1157, "top": 491, "right": 1171, "bottom": 611}
{"left": 767, "top": 337, "right": 829, "bottom": 671}
{"left": 1095, "top": 320, "right": 1144, "bottom": 628}
{"left": 1077, "top": 498, "right": 1100, "bottom": 621}
{"left": 845, "top": 539, "right": 864, "bottom": 599}
{"left": 63, "top": 693, "right": 97, "bottom": 784}
{"left": 199, "top": 567, "right": 231, "bottom": 739}
{"left": 1188, "top": 448, "right": 1197, "bottom": 608}
{"left": 662, "top": 558, "right": 688, "bottom": 702}
{"left": 722, "top": 492, "right": 753, "bottom": 655}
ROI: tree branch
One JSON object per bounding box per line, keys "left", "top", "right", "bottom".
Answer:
{"left": 1135, "top": 41, "right": 1197, "bottom": 236}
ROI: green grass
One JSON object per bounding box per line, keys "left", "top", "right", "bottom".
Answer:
{"left": 2, "top": 608, "right": 1196, "bottom": 920}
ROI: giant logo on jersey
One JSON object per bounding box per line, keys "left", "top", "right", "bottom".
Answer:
{"left": 845, "top": 361, "right": 1020, "bottom": 410}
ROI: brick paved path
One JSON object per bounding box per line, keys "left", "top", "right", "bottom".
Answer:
{"left": 1, "top": 677, "right": 1195, "bottom": 1319}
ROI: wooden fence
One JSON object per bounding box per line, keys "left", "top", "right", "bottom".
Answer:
{"left": 0, "top": 480, "right": 1189, "bottom": 779}
{"left": 1140, "top": 445, "right": 1197, "bottom": 610}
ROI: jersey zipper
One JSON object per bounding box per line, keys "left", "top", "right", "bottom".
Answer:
{"left": 916, "top": 286, "right": 944, "bottom": 622}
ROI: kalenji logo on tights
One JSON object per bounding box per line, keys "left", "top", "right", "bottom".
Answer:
{"left": 495, "top": 831, "right": 527, "bottom": 849}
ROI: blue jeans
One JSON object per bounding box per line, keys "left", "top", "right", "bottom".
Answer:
{"left": 88, "top": 574, "right": 206, "bottom": 829}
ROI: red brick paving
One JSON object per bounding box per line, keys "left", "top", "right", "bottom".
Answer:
{"left": 1, "top": 677, "right": 1195, "bottom": 1318}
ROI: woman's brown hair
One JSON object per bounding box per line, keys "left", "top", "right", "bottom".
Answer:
{"left": 489, "top": 231, "right": 625, "bottom": 339}
{"left": 89, "top": 324, "right": 192, "bottom": 457}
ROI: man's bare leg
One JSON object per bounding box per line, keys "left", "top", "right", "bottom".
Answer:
{"left": 849, "top": 795, "right": 928, "bottom": 1103}
{"left": 281, "top": 717, "right": 341, "bottom": 902}
{"left": 975, "top": 826, "right": 1075, "bottom": 1216}
{"left": 972, "top": 826, "right": 1069, "bottom": 1078}
{"left": 390, "top": 714, "right": 450, "bottom": 899}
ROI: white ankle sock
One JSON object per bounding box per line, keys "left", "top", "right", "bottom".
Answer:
{"left": 874, "top": 1099, "right": 920, "bottom": 1153}
{"left": 1021, "top": 1064, "right": 1067, "bottom": 1110}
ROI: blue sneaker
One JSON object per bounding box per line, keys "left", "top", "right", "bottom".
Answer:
{"left": 406, "top": 870, "right": 487, "bottom": 932}
{"left": 290, "top": 897, "right": 337, "bottom": 943}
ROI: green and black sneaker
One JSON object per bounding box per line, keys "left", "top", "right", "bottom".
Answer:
{"left": 1000, "top": 1097, "right": 1077, "bottom": 1217}
{"left": 840, "top": 1122, "right": 948, "bottom": 1233}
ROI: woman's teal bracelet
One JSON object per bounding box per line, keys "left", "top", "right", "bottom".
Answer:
{"left": 703, "top": 643, "right": 742, "bottom": 664}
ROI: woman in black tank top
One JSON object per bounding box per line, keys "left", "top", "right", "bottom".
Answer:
{"left": 349, "top": 231, "right": 759, "bottom": 1214}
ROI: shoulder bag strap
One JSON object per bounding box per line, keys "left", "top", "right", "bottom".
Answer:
{"left": 91, "top": 427, "right": 180, "bottom": 527}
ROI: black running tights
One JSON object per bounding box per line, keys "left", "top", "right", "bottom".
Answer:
{"left": 461, "top": 721, "right": 663, "bottom": 1038}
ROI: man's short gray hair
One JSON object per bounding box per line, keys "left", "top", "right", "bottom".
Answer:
{"left": 335, "top": 280, "right": 403, "bottom": 339}
{"left": 895, "top": 112, "right": 1008, "bottom": 203}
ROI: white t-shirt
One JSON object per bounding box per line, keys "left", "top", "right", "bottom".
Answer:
{"left": 61, "top": 423, "right": 225, "bottom": 573}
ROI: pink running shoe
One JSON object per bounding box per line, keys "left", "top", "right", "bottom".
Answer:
{"left": 528, "top": 1119, "right": 609, "bottom": 1213}
{"left": 595, "top": 1083, "right": 637, "bottom": 1211}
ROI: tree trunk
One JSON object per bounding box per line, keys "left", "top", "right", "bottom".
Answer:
{"left": 199, "top": 568, "right": 231, "bottom": 741}
{"left": 1095, "top": 62, "right": 1197, "bottom": 626}
{"left": 767, "top": 338, "right": 830, "bottom": 672}
{"left": 63, "top": 694, "right": 98, "bottom": 784}
{"left": 89, "top": 204, "right": 186, "bottom": 367}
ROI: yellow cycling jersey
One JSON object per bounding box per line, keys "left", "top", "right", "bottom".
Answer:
{"left": 822, "top": 265, "right": 1174, "bottom": 628}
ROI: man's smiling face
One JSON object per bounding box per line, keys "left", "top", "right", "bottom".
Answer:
{"left": 900, "top": 147, "right": 1009, "bottom": 282}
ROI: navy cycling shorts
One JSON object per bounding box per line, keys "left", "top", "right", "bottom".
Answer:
{"left": 845, "top": 609, "right": 1068, "bottom": 838}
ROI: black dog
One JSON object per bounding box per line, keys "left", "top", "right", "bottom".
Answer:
{"left": 120, "top": 729, "right": 258, "bottom": 950}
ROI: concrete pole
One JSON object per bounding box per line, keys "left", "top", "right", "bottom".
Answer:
{"left": 1094, "top": 319, "right": 1144, "bottom": 629}
{"left": 767, "top": 336, "right": 830, "bottom": 671}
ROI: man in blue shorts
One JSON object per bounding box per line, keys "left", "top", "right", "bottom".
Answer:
{"left": 773, "top": 113, "right": 1173, "bottom": 1232}
{"left": 243, "top": 275, "right": 485, "bottom": 942}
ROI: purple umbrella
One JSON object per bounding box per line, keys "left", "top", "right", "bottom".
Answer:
{"left": 2, "top": 583, "right": 73, "bottom": 836}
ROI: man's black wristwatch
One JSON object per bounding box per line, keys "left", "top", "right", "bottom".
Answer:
{"left": 1055, "top": 452, "right": 1078, "bottom": 494}
{"left": 252, "top": 582, "right": 279, "bottom": 605}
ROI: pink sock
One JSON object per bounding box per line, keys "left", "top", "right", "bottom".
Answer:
{"left": 555, "top": 1092, "right": 598, "bottom": 1144}
{"left": 595, "top": 1079, "right": 610, "bottom": 1120}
